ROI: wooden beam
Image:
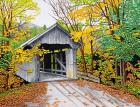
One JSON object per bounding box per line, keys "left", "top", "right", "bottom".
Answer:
{"left": 52, "top": 54, "right": 66, "bottom": 71}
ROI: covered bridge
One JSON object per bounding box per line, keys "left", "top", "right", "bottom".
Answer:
{"left": 17, "top": 23, "right": 79, "bottom": 82}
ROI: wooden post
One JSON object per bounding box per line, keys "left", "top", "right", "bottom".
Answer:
{"left": 54, "top": 53, "right": 57, "bottom": 74}
{"left": 60, "top": 49, "right": 63, "bottom": 74}
{"left": 51, "top": 51, "right": 55, "bottom": 73}
{"left": 66, "top": 49, "right": 77, "bottom": 79}
{"left": 43, "top": 55, "right": 45, "bottom": 72}
{"left": 55, "top": 52, "right": 57, "bottom": 74}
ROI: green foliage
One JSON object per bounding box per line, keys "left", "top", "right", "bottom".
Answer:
{"left": 0, "top": 52, "right": 12, "bottom": 70}
{"left": 0, "top": 36, "right": 10, "bottom": 42}
{"left": 97, "top": 60, "right": 115, "bottom": 84}
{"left": 101, "top": 34, "right": 140, "bottom": 61}
{"left": 43, "top": 25, "right": 47, "bottom": 30}
{"left": 77, "top": 54, "right": 92, "bottom": 64}
{"left": 30, "top": 26, "right": 46, "bottom": 38}
{"left": 85, "top": 54, "right": 92, "bottom": 64}
{"left": 127, "top": 85, "right": 140, "bottom": 98}
{"left": 133, "top": 71, "right": 140, "bottom": 79}
{"left": 120, "top": 0, "right": 140, "bottom": 27}
{"left": 101, "top": 0, "right": 140, "bottom": 62}
{"left": 76, "top": 55, "right": 82, "bottom": 63}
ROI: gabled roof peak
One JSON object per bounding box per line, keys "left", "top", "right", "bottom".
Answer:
{"left": 20, "top": 23, "right": 70, "bottom": 47}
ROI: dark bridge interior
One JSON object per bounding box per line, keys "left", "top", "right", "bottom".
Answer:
{"left": 39, "top": 43, "right": 70, "bottom": 80}
{"left": 39, "top": 44, "right": 71, "bottom": 50}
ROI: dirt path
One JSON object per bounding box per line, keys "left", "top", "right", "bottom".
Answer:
{"left": 44, "top": 81, "right": 139, "bottom": 107}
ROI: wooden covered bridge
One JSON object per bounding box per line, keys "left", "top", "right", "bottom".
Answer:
{"left": 17, "top": 23, "right": 79, "bottom": 82}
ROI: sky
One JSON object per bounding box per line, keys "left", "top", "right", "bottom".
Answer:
{"left": 32, "top": 0, "right": 56, "bottom": 27}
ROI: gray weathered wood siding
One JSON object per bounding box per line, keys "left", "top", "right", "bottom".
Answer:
{"left": 17, "top": 56, "right": 38, "bottom": 82}
{"left": 30, "top": 27, "right": 78, "bottom": 49}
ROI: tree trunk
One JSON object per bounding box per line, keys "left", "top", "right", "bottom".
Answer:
{"left": 123, "top": 62, "right": 127, "bottom": 84}
{"left": 115, "top": 61, "right": 120, "bottom": 76}
{"left": 90, "top": 40, "right": 94, "bottom": 73}
{"left": 120, "top": 60, "right": 127, "bottom": 84}
{"left": 120, "top": 60, "right": 123, "bottom": 84}
{"left": 80, "top": 45, "right": 87, "bottom": 74}
{"left": 5, "top": 73, "right": 9, "bottom": 91}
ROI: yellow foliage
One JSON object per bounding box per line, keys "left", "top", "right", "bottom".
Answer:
{"left": 69, "top": 6, "right": 101, "bottom": 21}
{"left": 105, "top": 0, "right": 122, "bottom": 7}
{"left": 69, "top": 0, "right": 122, "bottom": 22}
{"left": 114, "top": 35, "right": 121, "bottom": 40}
{"left": 76, "top": 48, "right": 81, "bottom": 56}
{"left": 27, "top": 68, "right": 33, "bottom": 73}
{"left": 71, "top": 26, "right": 99, "bottom": 42}
{"left": 16, "top": 49, "right": 23, "bottom": 54}
{"left": 133, "top": 32, "right": 140, "bottom": 36}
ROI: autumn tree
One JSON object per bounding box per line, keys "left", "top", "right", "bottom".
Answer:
{"left": 0, "top": 0, "right": 39, "bottom": 90}
{"left": 70, "top": 0, "right": 140, "bottom": 85}
{"left": 101, "top": 0, "right": 140, "bottom": 83}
